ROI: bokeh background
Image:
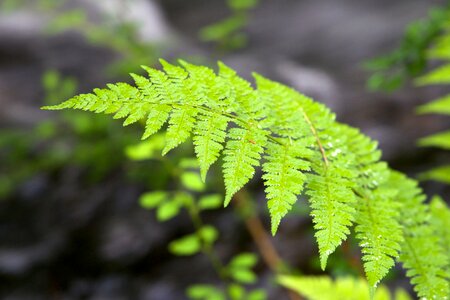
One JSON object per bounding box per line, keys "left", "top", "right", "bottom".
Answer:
{"left": 1, "top": 0, "right": 449, "bottom": 299}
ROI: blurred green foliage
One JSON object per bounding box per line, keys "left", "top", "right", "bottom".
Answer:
{"left": 199, "top": 0, "right": 260, "bottom": 50}
{"left": 278, "top": 275, "right": 412, "bottom": 300}
{"left": 45, "top": 8, "right": 160, "bottom": 75}
{"left": 365, "top": 5, "right": 450, "bottom": 92}
{"left": 415, "top": 22, "right": 450, "bottom": 185}
{"left": 0, "top": 70, "right": 144, "bottom": 198}
{"left": 367, "top": 3, "right": 450, "bottom": 186}
{"left": 0, "top": 0, "right": 61, "bottom": 11}
{"left": 129, "top": 140, "right": 266, "bottom": 300}
{"left": 0, "top": 0, "right": 168, "bottom": 198}
{"left": 1, "top": 0, "right": 160, "bottom": 76}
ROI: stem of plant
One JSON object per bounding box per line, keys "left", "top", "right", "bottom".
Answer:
{"left": 233, "top": 190, "right": 303, "bottom": 300}
{"left": 187, "top": 199, "right": 228, "bottom": 281}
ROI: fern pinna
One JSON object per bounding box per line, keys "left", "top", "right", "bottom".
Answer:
{"left": 415, "top": 20, "right": 450, "bottom": 184}
{"left": 43, "top": 59, "right": 450, "bottom": 298}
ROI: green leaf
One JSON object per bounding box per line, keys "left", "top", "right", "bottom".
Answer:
{"left": 230, "top": 268, "right": 257, "bottom": 284}
{"left": 228, "top": 284, "right": 245, "bottom": 300}
{"left": 125, "top": 134, "right": 165, "bottom": 160}
{"left": 416, "top": 63, "right": 450, "bottom": 85}
{"left": 223, "top": 128, "right": 266, "bottom": 206}
{"left": 157, "top": 201, "right": 180, "bottom": 221}
{"left": 247, "top": 289, "right": 267, "bottom": 300}
{"left": 227, "top": 0, "right": 259, "bottom": 10}
{"left": 198, "top": 194, "right": 223, "bottom": 210}
{"left": 229, "top": 253, "right": 258, "bottom": 269}
{"left": 416, "top": 94, "right": 450, "bottom": 115}
{"left": 394, "top": 289, "right": 413, "bottom": 300}
{"left": 354, "top": 176, "right": 403, "bottom": 288}
{"left": 198, "top": 225, "right": 219, "bottom": 245}
{"left": 139, "top": 191, "right": 167, "bottom": 209}
{"left": 278, "top": 275, "right": 395, "bottom": 300}
{"left": 163, "top": 107, "right": 198, "bottom": 155}
{"left": 418, "top": 130, "right": 450, "bottom": 149}
{"left": 169, "top": 234, "right": 201, "bottom": 256}
{"left": 194, "top": 113, "right": 229, "bottom": 181}
{"left": 179, "top": 158, "right": 200, "bottom": 169}
{"left": 419, "top": 164, "right": 450, "bottom": 184}
{"left": 263, "top": 141, "right": 310, "bottom": 235}
{"left": 199, "top": 15, "right": 247, "bottom": 42}
{"left": 429, "top": 195, "right": 450, "bottom": 276}
{"left": 306, "top": 167, "right": 356, "bottom": 270}
{"left": 181, "top": 172, "right": 206, "bottom": 192}
{"left": 393, "top": 173, "right": 450, "bottom": 299}
{"left": 187, "top": 284, "right": 225, "bottom": 300}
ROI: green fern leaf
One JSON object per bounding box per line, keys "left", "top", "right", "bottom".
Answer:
{"left": 223, "top": 127, "right": 266, "bottom": 206}
{"left": 193, "top": 112, "right": 229, "bottom": 181}
{"left": 306, "top": 126, "right": 357, "bottom": 270}
{"left": 344, "top": 127, "right": 403, "bottom": 288}
{"left": 354, "top": 184, "right": 403, "bottom": 288}
{"left": 306, "top": 167, "right": 356, "bottom": 270}
{"left": 392, "top": 172, "right": 450, "bottom": 299}
{"left": 262, "top": 140, "right": 311, "bottom": 235}
{"left": 430, "top": 195, "right": 450, "bottom": 276}
{"left": 418, "top": 130, "right": 450, "bottom": 149}
{"left": 141, "top": 104, "right": 171, "bottom": 140}
{"left": 278, "top": 275, "right": 405, "bottom": 300}
{"left": 418, "top": 164, "right": 450, "bottom": 184}
{"left": 163, "top": 106, "right": 199, "bottom": 155}
{"left": 416, "top": 94, "right": 450, "bottom": 115}
{"left": 416, "top": 63, "right": 450, "bottom": 85}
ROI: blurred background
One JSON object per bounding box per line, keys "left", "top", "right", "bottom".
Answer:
{"left": 0, "top": 0, "right": 449, "bottom": 299}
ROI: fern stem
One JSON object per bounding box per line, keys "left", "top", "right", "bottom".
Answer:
{"left": 300, "top": 109, "right": 329, "bottom": 168}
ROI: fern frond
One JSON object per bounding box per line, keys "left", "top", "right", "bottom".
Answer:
{"left": 391, "top": 172, "right": 450, "bottom": 299}
{"left": 43, "top": 59, "right": 446, "bottom": 297}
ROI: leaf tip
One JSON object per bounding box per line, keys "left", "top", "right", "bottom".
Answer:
{"left": 319, "top": 255, "right": 329, "bottom": 271}
{"left": 224, "top": 194, "right": 232, "bottom": 207}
